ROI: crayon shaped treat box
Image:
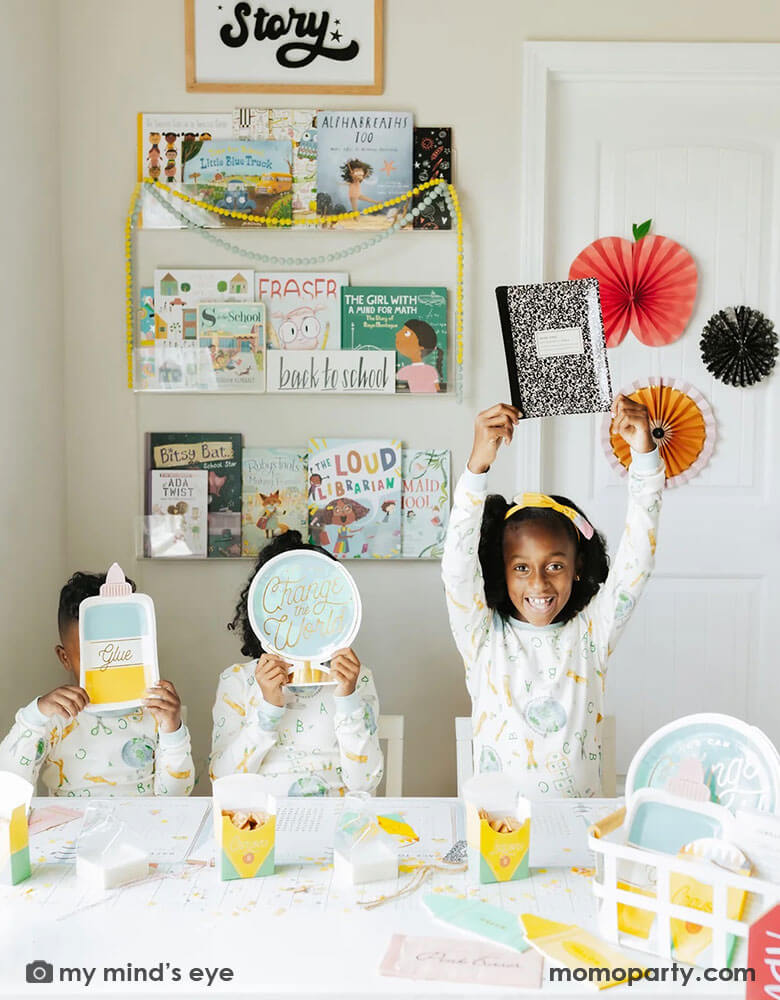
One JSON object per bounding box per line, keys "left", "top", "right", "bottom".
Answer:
{"left": 0, "top": 772, "right": 33, "bottom": 885}
{"left": 212, "top": 775, "right": 276, "bottom": 880}
{"left": 463, "top": 774, "right": 531, "bottom": 884}
{"left": 78, "top": 563, "right": 159, "bottom": 712}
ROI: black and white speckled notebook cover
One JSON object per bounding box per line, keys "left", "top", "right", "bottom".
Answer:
{"left": 496, "top": 278, "right": 612, "bottom": 418}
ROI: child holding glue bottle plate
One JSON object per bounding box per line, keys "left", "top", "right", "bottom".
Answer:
{"left": 209, "top": 531, "right": 383, "bottom": 797}
{"left": 0, "top": 571, "right": 193, "bottom": 796}
{"left": 442, "top": 397, "right": 663, "bottom": 798}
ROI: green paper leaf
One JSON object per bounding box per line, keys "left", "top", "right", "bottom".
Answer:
{"left": 632, "top": 219, "right": 652, "bottom": 241}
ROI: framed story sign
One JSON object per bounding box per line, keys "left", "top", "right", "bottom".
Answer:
{"left": 185, "top": 0, "right": 384, "bottom": 94}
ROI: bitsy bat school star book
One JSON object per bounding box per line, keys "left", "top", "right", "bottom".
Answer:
{"left": 496, "top": 278, "right": 613, "bottom": 418}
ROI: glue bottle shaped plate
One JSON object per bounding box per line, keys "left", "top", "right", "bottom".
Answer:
{"left": 625, "top": 713, "right": 780, "bottom": 814}
{"left": 78, "top": 564, "right": 159, "bottom": 713}
{"left": 247, "top": 550, "right": 362, "bottom": 685}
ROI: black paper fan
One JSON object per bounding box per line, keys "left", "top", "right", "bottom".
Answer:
{"left": 700, "top": 306, "right": 778, "bottom": 387}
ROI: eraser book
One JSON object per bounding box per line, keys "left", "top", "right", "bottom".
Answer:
{"left": 495, "top": 278, "right": 612, "bottom": 418}
{"left": 256, "top": 273, "right": 348, "bottom": 350}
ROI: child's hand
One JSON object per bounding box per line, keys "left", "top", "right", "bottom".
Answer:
{"left": 611, "top": 394, "right": 655, "bottom": 453}
{"left": 467, "top": 403, "right": 522, "bottom": 474}
{"left": 329, "top": 648, "right": 361, "bottom": 698}
{"left": 254, "top": 654, "right": 290, "bottom": 708}
{"left": 143, "top": 680, "right": 183, "bottom": 734}
{"left": 37, "top": 685, "right": 89, "bottom": 720}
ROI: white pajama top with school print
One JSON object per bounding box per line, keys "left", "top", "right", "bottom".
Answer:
{"left": 441, "top": 449, "right": 664, "bottom": 798}
{"left": 209, "top": 661, "right": 383, "bottom": 797}
{"left": 0, "top": 699, "right": 194, "bottom": 797}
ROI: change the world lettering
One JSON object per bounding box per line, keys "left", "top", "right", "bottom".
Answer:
{"left": 260, "top": 572, "right": 351, "bottom": 652}
{"left": 219, "top": 4, "right": 360, "bottom": 69}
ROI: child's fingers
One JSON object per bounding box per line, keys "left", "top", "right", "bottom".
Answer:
{"left": 46, "top": 693, "right": 84, "bottom": 718}
{"left": 332, "top": 648, "right": 360, "bottom": 669}
{"left": 480, "top": 403, "right": 521, "bottom": 423}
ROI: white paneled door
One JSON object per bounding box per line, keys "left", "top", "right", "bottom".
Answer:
{"left": 520, "top": 44, "right": 780, "bottom": 773}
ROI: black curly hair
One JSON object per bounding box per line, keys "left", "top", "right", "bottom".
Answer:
{"left": 478, "top": 494, "right": 609, "bottom": 624}
{"left": 228, "top": 530, "right": 337, "bottom": 659}
{"left": 340, "top": 157, "right": 373, "bottom": 182}
{"left": 57, "top": 570, "right": 137, "bottom": 635}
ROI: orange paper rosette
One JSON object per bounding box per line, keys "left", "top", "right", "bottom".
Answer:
{"left": 570, "top": 233, "right": 697, "bottom": 348}
{"left": 602, "top": 377, "right": 716, "bottom": 488}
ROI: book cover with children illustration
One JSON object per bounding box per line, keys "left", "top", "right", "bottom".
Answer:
{"left": 181, "top": 139, "right": 293, "bottom": 224}
{"left": 315, "top": 111, "right": 413, "bottom": 230}
{"left": 341, "top": 286, "right": 448, "bottom": 392}
{"left": 136, "top": 112, "right": 233, "bottom": 228}
{"left": 307, "top": 438, "right": 402, "bottom": 559}
{"left": 148, "top": 469, "right": 208, "bottom": 558}
{"left": 401, "top": 449, "right": 451, "bottom": 559}
{"left": 146, "top": 433, "right": 243, "bottom": 558}
{"left": 196, "top": 302, "right": 265, "bottom": 392}
{"left": 242, "top": 447, "right": 308, "bottom": 558}
{"left": 256, "top": 272, "right": 348, "bottom": 350}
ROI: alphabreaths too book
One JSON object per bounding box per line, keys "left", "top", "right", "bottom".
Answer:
{"left": 495, "top": 278, "right": 612, "bottom": 418}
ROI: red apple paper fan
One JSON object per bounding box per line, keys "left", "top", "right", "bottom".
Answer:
{"left": 569, "top": 223, "right": 698, "bottom": 348}
{"left": 601, "top": 377, "right": 716, "bottom": 488}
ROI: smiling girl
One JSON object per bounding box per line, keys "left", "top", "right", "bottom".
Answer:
{"left": 441, "top": 398, "right": 664, "bottom": 797}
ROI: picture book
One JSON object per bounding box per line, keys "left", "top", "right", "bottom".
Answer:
{"left": 147, "top": 470, "right": 208, "bottom": 558}
{"left": 181, "top": 139, "right": 293, "bottom": 223}
{"left": 197, "top": 302, "right": 265, "bottom": 392}
{"left": 153, "top": 268, "right": 255, "bottom": 343}
{"left": 242, "top": 447, "right": 308, "bottom": 558}
{"left": 413, "top": 128, "right": 452, "bottom": 230}
{"left": 315, "top": 111, "right": 413, "bottom": 230}
{"left": 137, "top": 112, "right": 233, "bottom": 229}
{"left": 341, "top": 286, "right": 448, "bottom": 392}
{"left": 307, "top": 439, "right": 402, "bottom": 560}
{"left": 257, "top": 273, "right": 348, "bottom": 350}
{"left": 401, "top": 450, "right": 451, "bottom": 559}
{"left": 233, "top": 108, "right": 318, "bottom": 221}
{"left": 146, "top": 433, "right": 243, "bottom": 558}
{"left": 495, "top": 279, "right": 613, "bottom": 418}
{"left": 138, "top": 286, "right": 155, "bottom": 346}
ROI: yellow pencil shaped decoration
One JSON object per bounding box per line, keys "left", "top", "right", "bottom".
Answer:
{"left": 520, "top": 914, "right": 647, "bottom": 990}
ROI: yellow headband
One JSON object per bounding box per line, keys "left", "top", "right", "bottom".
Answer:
{"left": 504, "top": 492, "right": 594, "bottom": 540}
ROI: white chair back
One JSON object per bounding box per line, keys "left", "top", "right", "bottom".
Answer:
{"left": 377, "top": 714, "right": 404, "bottom": 797}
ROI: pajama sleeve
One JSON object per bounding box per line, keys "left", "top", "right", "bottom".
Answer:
{"left": 0, "top": 699, "right": 62, "bottom": 788}
{"left": 590, "top": 447, "right": 665, "bottom": 659}
{"left": 153, "top": 724, "right": 195, "bottom": 796}
{"left": 209, "top": 664, "right": 283, "bottom": 780}
{"left": 333, "top": 668, "right": 384, "bottom": 793}
{"left": 441, "top": 468, "right": 493, "bottom": 697}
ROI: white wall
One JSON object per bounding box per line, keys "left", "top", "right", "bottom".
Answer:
{"left": 0, "top": 1, "right": 65, "bottom": 734}
{"left": 5, "top": 0, "right": 780, "bottom": 794}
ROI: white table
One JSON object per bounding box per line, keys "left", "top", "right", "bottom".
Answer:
{"left": 0, "top": 797, "right": 746, "bottom": 997}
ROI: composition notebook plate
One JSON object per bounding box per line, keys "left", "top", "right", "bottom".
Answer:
{"left": 247, "top": 550, "right": 362, "bottom": 673}
{"left": 626, "top": 713, "right": 780, "bottom": 814}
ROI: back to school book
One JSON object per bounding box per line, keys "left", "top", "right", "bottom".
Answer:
{"left": 495, "top": 278, "right": 612, "bottom": 418}
{"left": 145, "top": 433, "right": 242, "bottom": 557}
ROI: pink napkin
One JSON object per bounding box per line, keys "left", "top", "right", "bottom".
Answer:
{"left": 380, "top": 934, "right": 543, "bottom": 988}
{"left": 29, "top": 805, "right": 82, "bottom": 835}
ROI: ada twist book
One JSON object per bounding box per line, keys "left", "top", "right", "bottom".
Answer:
{"left": 495, "top": 278, "right": 612, "bottom": 418}
{"left": 242, "top": 447, "right": 308, "bottom": 558}
{"left": 146, "top": 433, "right": 242, "bottom": 558}
{"left": 341, "top": 286, "right": 448, "bottom": 393}
{"left": 147, "top": 469, "right": 208, "bottom": 558}
{"left": 307, "top": 439, "right": 402, "bottom": 560}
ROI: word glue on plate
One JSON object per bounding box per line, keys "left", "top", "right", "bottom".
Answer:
{"left": 78, "top": 563, "right": 159, "bottom": 712}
